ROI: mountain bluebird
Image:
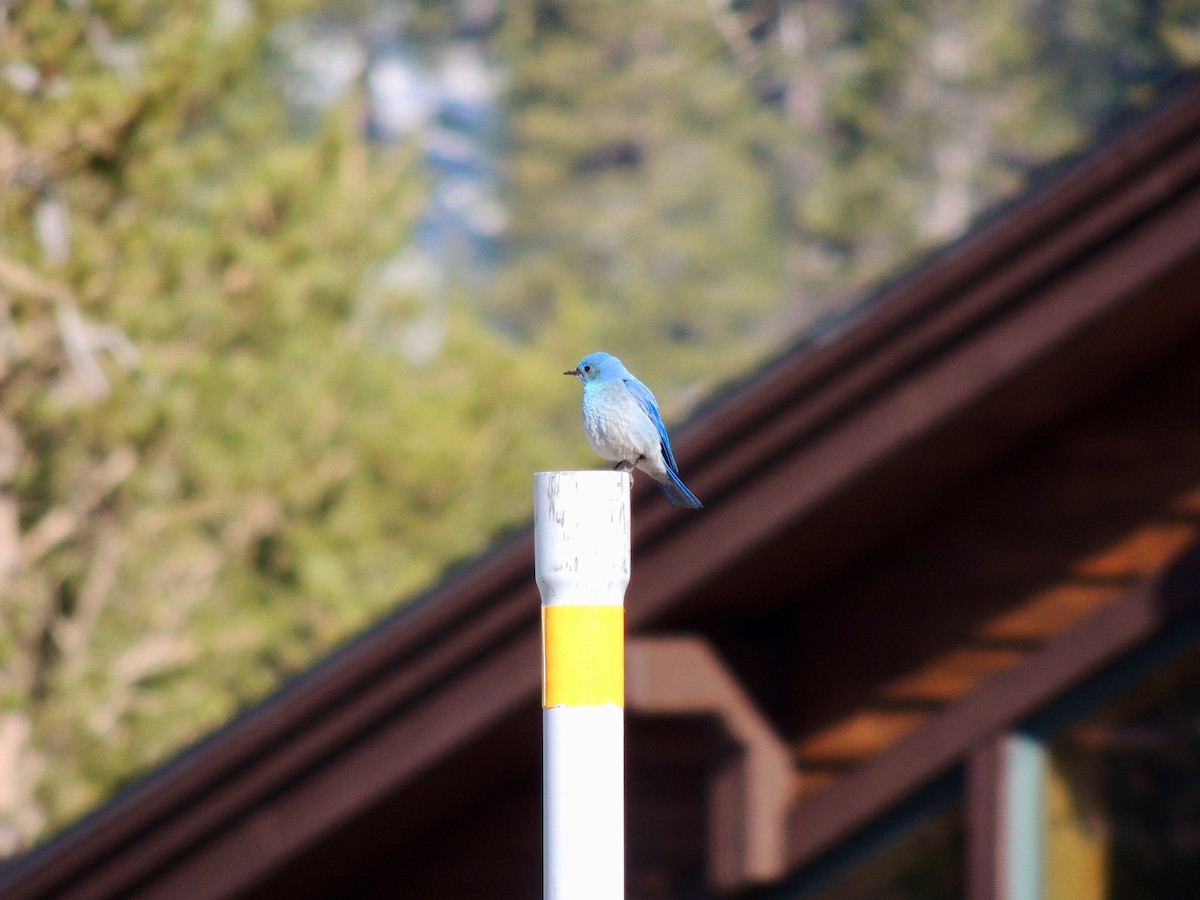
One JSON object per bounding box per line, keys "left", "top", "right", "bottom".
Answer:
{"left": 564, "top": 352, "right": 702, "bottom": 509}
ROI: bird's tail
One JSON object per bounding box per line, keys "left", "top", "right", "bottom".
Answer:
{"left": 658, "top": 468, "right": 703, "bottom": 509}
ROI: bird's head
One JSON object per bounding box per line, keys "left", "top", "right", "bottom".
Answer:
{"left": 564, "top": 351, "right": 623, "bottom": 384}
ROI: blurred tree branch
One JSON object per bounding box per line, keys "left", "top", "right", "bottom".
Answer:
{"left": 20, "top": 448, "right": 137, "bottom": 569}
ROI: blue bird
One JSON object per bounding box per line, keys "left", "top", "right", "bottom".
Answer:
{"left": 564, "top": 352, "right": 702, "bottom": 509}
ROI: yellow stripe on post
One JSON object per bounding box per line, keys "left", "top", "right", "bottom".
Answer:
{"left": 542, "top": 604, "right": 624, "bottom": 708}
{"left": 535, "top": 471, "right": 630, "bottom": 900}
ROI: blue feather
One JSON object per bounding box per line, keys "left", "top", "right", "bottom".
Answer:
{"left": 567, "top": 351, "right": 703, "bottom": 510}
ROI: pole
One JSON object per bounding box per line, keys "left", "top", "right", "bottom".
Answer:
{"left": 535, "top": 471, "right": 631, "bottom": 900}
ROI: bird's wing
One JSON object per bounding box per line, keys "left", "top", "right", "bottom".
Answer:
{"left": 622, "top": 376, "right": 680, "bottom": 473}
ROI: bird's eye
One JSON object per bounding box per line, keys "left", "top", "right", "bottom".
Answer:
{"left": 583, "top": 365, "right": 591, "bottom": 372}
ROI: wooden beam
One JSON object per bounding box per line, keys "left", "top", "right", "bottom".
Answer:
{"left": 783, "top": 540, "right": 1200, "bottom": 870}
{"left": 627, "top": 635, "right": 796, "bottom": 892}
{"left": 966, "top": 737, "right": 1003, "bottom": 900}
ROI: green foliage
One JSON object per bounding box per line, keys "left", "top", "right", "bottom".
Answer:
{"left": 493, "top": 0, "right": 790, "bottom": 389}
{"left": 0, "top": 0, "right": 1197, "bottom": 856}
{"left": 2, "top": 0, "right": 453, "bottom": 844}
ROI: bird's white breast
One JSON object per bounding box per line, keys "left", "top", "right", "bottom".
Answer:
{"left": 581, "top": 382, "right": 659, "bottom": 465}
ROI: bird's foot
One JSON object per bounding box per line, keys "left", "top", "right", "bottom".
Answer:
{"left": 613, "top": 459, "right": 636, "bottom": 472}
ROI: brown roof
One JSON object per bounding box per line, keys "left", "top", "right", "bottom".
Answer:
{"left": 5, "top": 77, "right": 1200, "bottom": 899}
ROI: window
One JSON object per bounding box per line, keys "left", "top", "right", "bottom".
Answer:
{"left": 994, "top": 630, "right": 1200, "bottom": 900}
{"left": 1041, "top": 650, "right": 1200, "bottom": 900}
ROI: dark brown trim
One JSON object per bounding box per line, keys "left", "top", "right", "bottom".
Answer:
{"left": 783, "top": 540, "right": 1200, "bottom": 869}
{"left": 965, "top": 738, "right": 1004, "bottom": 900}
{"left": 627, "top": 635, "right": 795, "bottom": 891}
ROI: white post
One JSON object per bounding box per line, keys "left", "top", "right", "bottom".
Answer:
{"left": 535, "top": 471, "right": 631, "bottom": 900}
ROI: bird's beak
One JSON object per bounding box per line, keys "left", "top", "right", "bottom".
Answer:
{"left": 564, "top": 368, "right": 580, "bottom": 377}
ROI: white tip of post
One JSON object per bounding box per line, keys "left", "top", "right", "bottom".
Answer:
{"left": 534, "top": 471, "right": 631, "bottom": 607}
